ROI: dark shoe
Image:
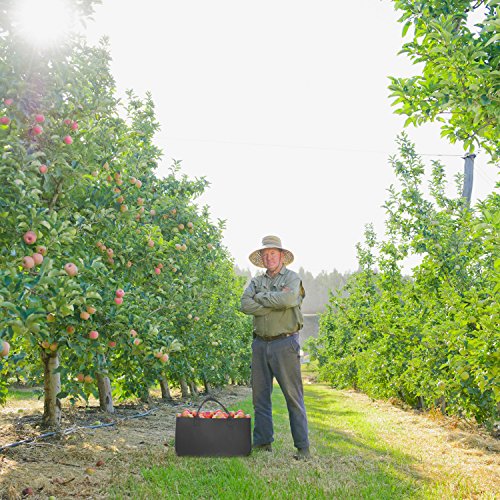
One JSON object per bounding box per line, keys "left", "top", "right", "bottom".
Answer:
{"left": 253, "top": 443, "right": 272, "bottom": 452}
{"left": 293, "top": 447, "right": 311, "bottom": 460}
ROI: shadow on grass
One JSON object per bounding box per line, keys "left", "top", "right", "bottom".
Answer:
{"left": 110, "top": 383, "right": 429, "bottom": 500}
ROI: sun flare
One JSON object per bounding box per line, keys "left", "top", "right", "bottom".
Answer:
{"left": 12, "top": 0, "right": 75, "bottom": 47}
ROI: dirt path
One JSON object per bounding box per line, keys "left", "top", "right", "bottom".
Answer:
{"left": 0, "top": 386, "right": 251, "bottom": 499}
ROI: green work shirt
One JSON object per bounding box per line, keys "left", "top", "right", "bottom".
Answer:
{"left": 240, "top": 266, "right": 305, "bottom": 337}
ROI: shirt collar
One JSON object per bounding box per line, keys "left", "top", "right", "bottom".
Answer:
{"left": 265, "top": 265, "right": 287, "bottom": 278}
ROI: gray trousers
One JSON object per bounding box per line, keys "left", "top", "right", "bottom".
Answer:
{"left": 251, "top": 334, "right": 309, "bottom": 449}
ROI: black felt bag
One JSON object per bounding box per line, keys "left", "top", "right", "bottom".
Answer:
{"left": 175, "top": 397, "right": 251, "bottom": 457}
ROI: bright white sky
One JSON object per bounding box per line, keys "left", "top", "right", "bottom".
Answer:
{"left": 80, "top": 0, "right": 496, "bottom": 275}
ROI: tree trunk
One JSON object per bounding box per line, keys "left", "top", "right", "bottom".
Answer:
{"left": 140, "top": 388, "right": 151, "bottom": 404}
{"left": 437, "top": 396, "right": 446, "bottom": 415}
{"left": 159, "top": 377, "right": 172, "bottom": 401}
{"left": 96, "top": 372, "right": 115, "bottom": 413}
{"left": 179, "top": 378, "right": 189, "bottom": 398}
{"left": 203, "top": 378, "right": 211, "bottom": 394}
{"left": 189, "top": 381, "right": 199, "bottom": 396}
{"left": 41, "top": 350, "right": 61, "bottom": 429}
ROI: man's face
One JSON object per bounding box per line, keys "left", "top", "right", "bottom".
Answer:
{"left": 260, "top": 248, "right": 284, "bottom": 274}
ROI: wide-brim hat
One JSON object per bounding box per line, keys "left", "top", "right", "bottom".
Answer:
{"left": 249, "top": 235, "right": 294, "bottom": 268}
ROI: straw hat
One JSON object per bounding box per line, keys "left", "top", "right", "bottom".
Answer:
{"left": 249, "top": 235, "right": 294, "bottom": 268}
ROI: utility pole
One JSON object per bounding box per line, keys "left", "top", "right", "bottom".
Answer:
{"left": 462, "top": 153, "right": 475, "bottom": 206}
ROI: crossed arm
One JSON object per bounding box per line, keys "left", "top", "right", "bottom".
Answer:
{"left": 240, "top": 276, "right": 303, "bottom": 316}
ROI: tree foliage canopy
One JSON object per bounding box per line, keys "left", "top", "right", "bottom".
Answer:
{"left": 389, "top": 0, "right": 500, "bottom": 161}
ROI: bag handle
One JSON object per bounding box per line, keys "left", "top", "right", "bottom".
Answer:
{"left": 195, "top": 397, "right": 230, "bottom": 416}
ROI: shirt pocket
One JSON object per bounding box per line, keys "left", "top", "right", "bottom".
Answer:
{"left": 253, "top": 279, "right": 268, "bottom": 295}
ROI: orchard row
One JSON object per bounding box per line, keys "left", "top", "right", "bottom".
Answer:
{"left": 309, "top": 139, "right": 499, "bottom": 425}
{"left": 0, "top": 22, "right": 252, "bottom": 427}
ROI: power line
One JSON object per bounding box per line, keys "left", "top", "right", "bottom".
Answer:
{"left": 166, "top": 136, "right": 468, "bottom": 158}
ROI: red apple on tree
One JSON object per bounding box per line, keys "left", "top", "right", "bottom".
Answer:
{"left": 0, "top": 341, "right": 10, "bottom": 357}
{"left": 22, "top": 256, "right": 35, "bottom": 269}
{"left": 64, "top": 262, "right": 78, "bottom": 276}
{"left": 80, "top": 311, "right": 90, "bottom": 320}
{"left": 0, "top": 116, "right": 10, "bottom": 125}
{"left": 63, "top": 135, "right": 73, "bottom": 144}
{"left": 76, "top": 373, "right": 85, "bottom": 382}
{"left": 39, "top": 164, "right": 48, "bottom": 174}
{"left": 31, "top": 253, "right": 43, "bottom": 265}
{"left": 115, "top": 289, "right": 125, "bottom": 298}
{"left": 23, "top": 231, "right": 37, "bottom": 245}
{"left": 32, "top": 125, "right": 43, "bottom": 135}
{"left": 3, "top": 98, "right": 13, "bottom": 106}
{"left": 36, "top": 245, "right": 47, "bottom": 255}
{"left": 34, "top": 114, "right": 45, "bottom": 123}
{"left": 114, "top": 297, "right": 123, "bottom": 305}
{"left": 89, "top": 331, "right": 99, "bottom": 340}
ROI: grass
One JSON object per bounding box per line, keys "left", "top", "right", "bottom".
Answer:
{"left": 5, "top": 373, "right": 496, "bottom": 499}
{"left": 4, "top": 386, "right": 42, "bottom": 401}
{"left": 108, "top": 383, "right": 426, "bottom": 499}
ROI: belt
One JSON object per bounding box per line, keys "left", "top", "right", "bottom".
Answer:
{"left": 256, "top": 332, "right": 297, "bottom": 342}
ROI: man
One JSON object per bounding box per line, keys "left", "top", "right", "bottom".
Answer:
{"left": 240, "top": 235, "right": 310, "bottom": 460}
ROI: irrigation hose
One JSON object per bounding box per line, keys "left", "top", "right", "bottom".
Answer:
{"left": 0, "top": 407, "right": 158, "bottom": 453}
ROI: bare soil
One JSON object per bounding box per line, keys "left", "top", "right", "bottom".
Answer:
{"left": 0, "top": 386, "right": 252, "bottom": 499}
